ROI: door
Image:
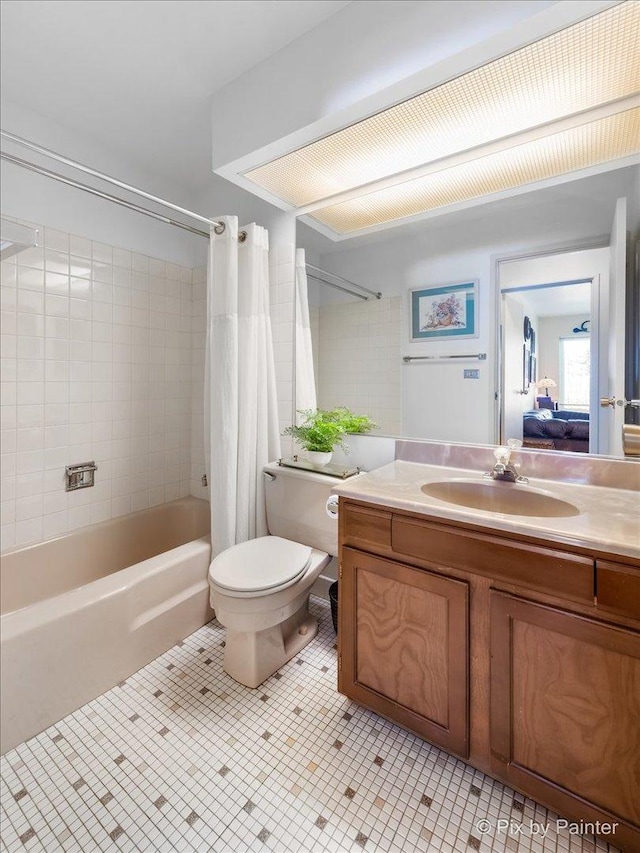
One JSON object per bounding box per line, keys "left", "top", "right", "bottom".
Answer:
{"left": 500, "top": 293, "right": 529, "bottom": 443}
{"left": 599, "top": 196, "right": 627, "bottom": 456}
{"left": 339, "top": 547, "right": 469, "bottom": 757}
{"left": 490, "top": 591, "right": 640, "bottom": 844}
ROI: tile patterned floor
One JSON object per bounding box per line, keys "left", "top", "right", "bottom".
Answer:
{"left": 1, "top": 598, "right": 618, "bottom": 853}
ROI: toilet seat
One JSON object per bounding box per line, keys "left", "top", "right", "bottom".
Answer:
{"left": 209, "top": 536, "right": 312, "bottom": 596}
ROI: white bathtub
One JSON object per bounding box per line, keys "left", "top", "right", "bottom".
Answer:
{"left": 0, "top": 497, "right": 212, "bottom": 754}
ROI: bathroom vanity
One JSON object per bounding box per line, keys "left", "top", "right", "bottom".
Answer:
{"left": 333, "top": 455, "right": 640, "bottom": 851}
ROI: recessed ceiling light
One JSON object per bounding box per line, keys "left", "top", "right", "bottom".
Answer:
{"left": 243, "top": 2, "right": 639, "bottom": 232}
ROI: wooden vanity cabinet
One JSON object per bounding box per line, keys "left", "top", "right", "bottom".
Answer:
{"left": 490, "top": 591, "right": 640, "bottom": 835}
{"left": 338, "top": 498, "right": 640, "bottom": 851}
{"left": 339, "top": 547, "right": 469, "bottom": 757}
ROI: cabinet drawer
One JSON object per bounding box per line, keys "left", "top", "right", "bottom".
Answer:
{"left": 392, "top": 516, "right": 594, "bottom": 603}
{"left": 597, "top": 561, "right": 640, "bottom": 621}
{"left": 341, "top": 502, "right": 392, "bottom": 551}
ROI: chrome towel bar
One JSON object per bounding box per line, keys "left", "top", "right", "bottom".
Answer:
{"left": 403, "top": 353, "right": 487, "bottom": 362}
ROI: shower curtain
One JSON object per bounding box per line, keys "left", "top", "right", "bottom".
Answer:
{"left": 205, "top": 216, "right": 280, "bottom": 557}
{"left": 294, "top": 249, "right": 317, "bottom": 419}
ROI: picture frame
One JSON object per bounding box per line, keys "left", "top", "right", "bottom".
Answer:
{"left": 522, "top": 343, "right": 530, "bottom": 392}
{"left": 410, "top": 280, "right": 478, "bottom": 341}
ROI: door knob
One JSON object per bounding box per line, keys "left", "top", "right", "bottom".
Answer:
{"left": 600, "top": 397, "right": 640, "bottom": 408}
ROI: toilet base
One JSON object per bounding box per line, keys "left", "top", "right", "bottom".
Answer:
{"left": 223, "top": 598, "right": 318, "bottom": 688}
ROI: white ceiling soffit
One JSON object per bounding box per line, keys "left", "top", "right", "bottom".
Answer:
{"left": 239, "top": 1, "right": 640, "bottom": 239}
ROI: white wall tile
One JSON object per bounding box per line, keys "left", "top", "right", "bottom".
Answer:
{"left": 1, "top": 225, "right": 197, "bottom": 552}
{"left": 313, "top": 296, "right": 403, "bottom": 434}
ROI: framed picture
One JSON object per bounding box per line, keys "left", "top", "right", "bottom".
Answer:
{"left": 410, "top": 280, "right": 478, "bottom": 341}
{"left": 522, "top": 343, "right": 530, "bottom": 392}
{"left": 529, "top": 352, "right": 537, "bottom": 385}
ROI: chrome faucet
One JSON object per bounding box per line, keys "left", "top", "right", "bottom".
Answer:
{"left": 484, "top": 441, "right": 529, "bottom": 484}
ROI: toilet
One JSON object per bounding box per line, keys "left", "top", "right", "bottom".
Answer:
{"left": 208, "top": 461, "right": 337, "bottom": 688}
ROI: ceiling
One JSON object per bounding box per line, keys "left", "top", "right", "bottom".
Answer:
{"left": 506, "top": 282, "right": 591, "bottom": 317}
{"left": 0, "top": 0, "right": 350, "bottom": 190}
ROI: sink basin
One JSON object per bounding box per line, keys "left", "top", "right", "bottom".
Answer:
{"left": 420, "top": 480, "right": 580, "bottom": 517}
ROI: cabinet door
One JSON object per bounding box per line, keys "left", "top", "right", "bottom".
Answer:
{"left": 490, "top": 591, "right": 640, "bottom": 843}
{"left": 339, "top": 547, "right": 469, "bottom": 757}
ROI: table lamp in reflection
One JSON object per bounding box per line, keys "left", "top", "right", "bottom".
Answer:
{"left": 535, "top": 376, "right": 557, "bottom": 409}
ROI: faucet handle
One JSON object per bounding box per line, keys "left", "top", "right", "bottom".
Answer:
{"left": 494, "top": 446, "right": 511, "bottom": 465}
{"left": 507, "top": 438, "right": 523, "bottom": 451}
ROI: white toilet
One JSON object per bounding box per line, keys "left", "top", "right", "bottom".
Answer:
{"left": 208, "top": 461, "right": 337, "bottom": 688}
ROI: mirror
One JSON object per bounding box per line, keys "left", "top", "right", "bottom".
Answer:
{"left": 295, "top": 165, "right": 639, "bottom": 459}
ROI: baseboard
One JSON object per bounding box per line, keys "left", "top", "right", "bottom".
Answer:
{"left": 310, "top": 572, "right": 335, "bottom": 601}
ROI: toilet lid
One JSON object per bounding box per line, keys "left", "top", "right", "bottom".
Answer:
{"left": 209, "top": 536, "right": 312, "bottom": 593}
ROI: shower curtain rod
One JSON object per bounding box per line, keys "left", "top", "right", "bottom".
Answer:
{"left": 306, "top": 271, "right": 369, "bottom": 301}
{"left": 1, "top": 152, "right": 212, "bottom": 238}
{"left": 305, "top": 263, "right": 381, "bottom": 299}
{"left": 0, "top": 129, "right": 244, "bottom": 239}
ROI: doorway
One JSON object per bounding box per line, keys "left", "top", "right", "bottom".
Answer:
{"left": 500, "top": 278, "right": 595, "bottom": 453}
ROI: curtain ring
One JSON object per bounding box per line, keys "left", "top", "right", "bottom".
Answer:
{"left": 238, "top": 230, "right": 247, "bottom": 243}
{"left": 213, "top": 221, "right": 226, "bottom": 235}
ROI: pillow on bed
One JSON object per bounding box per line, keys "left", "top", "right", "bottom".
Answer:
{"left": 523, "top": 409, "right": 553, "bottom": 421}
{"left": 554, "top": 409, "right": 589, "bottom": 421}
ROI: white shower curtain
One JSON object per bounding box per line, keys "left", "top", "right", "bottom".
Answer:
{"left": 205, "top": 216, "right": 280, "bottom": 557}
{"left": 295, "top": 249, "right": 317, "bottom": 419}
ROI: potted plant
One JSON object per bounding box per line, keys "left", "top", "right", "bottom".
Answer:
{"left": 283, "top": 408, "right": 378, "bottom": 465}
{"left": 283, "top": 409, "right": 346, "bottom": 465}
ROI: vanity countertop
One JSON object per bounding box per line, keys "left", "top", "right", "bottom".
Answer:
{"left": 332, "top": 459, "right": 640, "bottom": 561}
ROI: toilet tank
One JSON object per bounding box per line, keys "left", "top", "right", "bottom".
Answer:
{"left": 264, "top": 462, "right": 339, "bottom": 556}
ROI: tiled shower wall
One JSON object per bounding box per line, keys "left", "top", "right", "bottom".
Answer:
{"left": 311, "top": 296, "right": 403, "bottom": 435}
{"left": 0, "top": 223, "right": 194, "bottom": 552}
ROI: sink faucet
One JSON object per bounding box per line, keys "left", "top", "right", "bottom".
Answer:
{"left": 485, "top": 441, "right": 529, "bottom": 484}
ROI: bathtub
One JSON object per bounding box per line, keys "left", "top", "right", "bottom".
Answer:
{"left": 0, "top": 497, "right": 212, "bottom": 754}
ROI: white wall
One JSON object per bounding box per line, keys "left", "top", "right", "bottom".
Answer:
{"left": 499, "top": 247, "right": 610, "bottom": 290}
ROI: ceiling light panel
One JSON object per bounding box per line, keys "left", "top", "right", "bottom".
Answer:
{"left": 308, "top": 108, "right": 640, "bottom": 234}
{"left": 244, "top": 3, "right": 639, "bottom": 207}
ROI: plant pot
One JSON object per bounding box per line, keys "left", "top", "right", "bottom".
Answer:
{"left": 306, "top": 450, "right": 332, "bottom": 466}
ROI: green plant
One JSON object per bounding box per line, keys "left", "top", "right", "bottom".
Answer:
{"left": 283, "top": 409, "right": 347, "bottom": 453}
{"left": 327, "top": 407, "right": 378, "bottom": 435}
{"left": 283, "top": 407, "right": 378, "bottom": 454}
